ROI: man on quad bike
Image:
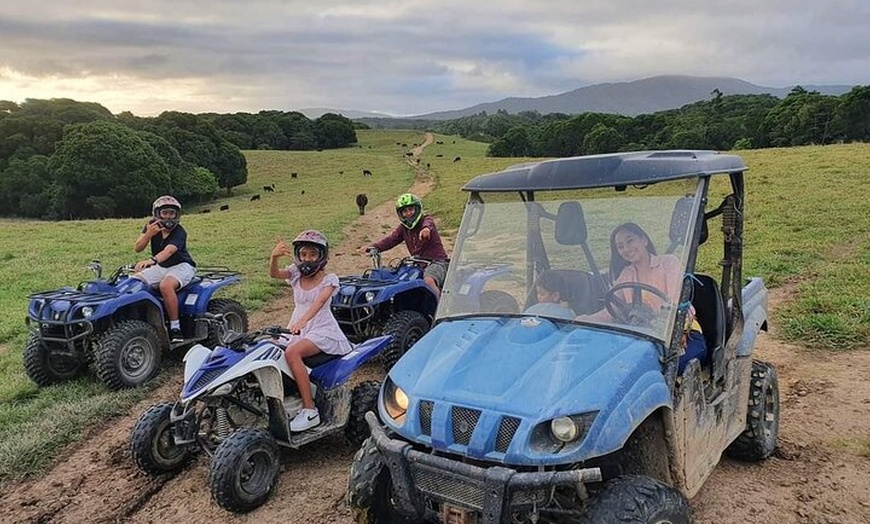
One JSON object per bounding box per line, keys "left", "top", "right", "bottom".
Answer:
{"left": 358, "top": 193, "right": 449, "bottom": 299}
{"left": 133, "top": 195, "right": 196, "bottom": 343}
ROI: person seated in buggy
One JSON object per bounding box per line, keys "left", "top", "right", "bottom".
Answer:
{"left": 576, "top": 222, "right": 707, "bottom": 373}
{"left": 524, "top": 270, "right": 576, "bottom": 320}
{"left": 269, "top": 230, "right": 352, "bottom": 432}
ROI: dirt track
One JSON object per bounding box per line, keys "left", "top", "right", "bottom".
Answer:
{"left": 2, "top": 136, "right": 868, "bottom": 523}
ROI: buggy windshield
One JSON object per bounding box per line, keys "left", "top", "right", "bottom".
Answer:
{"left": 437, "top": 178, "right": 701, "bottom": 341}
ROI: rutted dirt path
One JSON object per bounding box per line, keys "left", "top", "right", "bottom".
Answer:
{"left": 2, "top": 140, "right": 868, "bottom": 523}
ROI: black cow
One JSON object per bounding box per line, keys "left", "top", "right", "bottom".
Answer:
{"left": 362, "top": 169, "right": 373, "bottom": 177}
{"left": 220, "top": 204, "right": 230, "bottom": 211}
{"left": 291, "top": 172, "right": 298, "bottom": 179}
{"left": 356, "top": 193, "right": 368, "bottom": 215}
{"left": 453, "top": 156, "right": 461, "bottom": 162}
{"left": 251, "top": 194, "right": 260, "bottom": 202}
{"left": 201, "top": 209, "right": 211, "bottom": 214}
{"left": 263, "top": 185, "right": 275, "bottom": 192}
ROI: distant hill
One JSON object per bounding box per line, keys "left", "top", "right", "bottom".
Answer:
{"left": 297, "top": 107, "right": 395, "bottom": 120}
{"left": 402, "top": 76, "right": 854, "bottom": 120}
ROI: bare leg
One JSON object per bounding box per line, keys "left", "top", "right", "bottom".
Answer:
{"left": 159, "top": 276, "right": 181, "bottom": 321}
{"left": 424, "top": 276, "right": 441, "bottom": 300}
{"left": 285, "top": 339, "right": 322, "bottom": 409}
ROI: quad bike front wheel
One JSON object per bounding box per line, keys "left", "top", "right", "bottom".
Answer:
{"left": 94, "top": 320, "right": 162, "bottom": 390}
{"left": 478, "top": 290, "right": 520, "bottom": 313}
{"left": 345, "top": 381, "right": 381, "bottom": 447}
{"left": 23, "top": 332, "right": 85, "bottom": 387}
{"left": 726, "top": 360, "right": 780, "bottom": 461}
{"left": 209, "top": 428, "right": 280, "bottom": 513}
{"left": 130, "top": 402, "right": 192, "bottom": 475}
{"left": 579, "top": 475, "right": 691, "bottom": 524}
{"left": 380, "top": 310, "right": 430, "bottom": 372}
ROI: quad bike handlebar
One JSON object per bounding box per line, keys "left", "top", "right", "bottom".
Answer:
{"left": 201, "top": 313, "right": 291, "bottom": 351}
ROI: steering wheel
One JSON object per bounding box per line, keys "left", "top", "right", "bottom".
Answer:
{"left": 605, "top": 282, "right": 673, "bottom": 327}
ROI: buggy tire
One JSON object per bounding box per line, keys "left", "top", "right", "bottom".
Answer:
{"left": 380, "top": 310, "right": 430, "bottom": 372}
{"left": 23, "top": 332, "right": 85, "bottom": 387}
{"left": 94, "top": 320, "right": 162, "bottom": 390}
{"left": 479, "top": 290, "right": 520, "bottom": 313}
{"left": 130, "top": 402, "right": 192, "bottom": 475}
{"left": 209, "top": 428, "right": 280, "bottom": 513}
{"left": 347, "top": 437, "right": 418, "bottom": 524}
{"left": 205, "top": 298, "right": 249, "bottom": 347}
{"left": 580, "top": 475, "right": 691, "bottom": 524}
{"left": 726, "top": 360, "right": 780, "bottom": 461}
{"left": 345, "top": 381, "right": 381, "bottom": 447}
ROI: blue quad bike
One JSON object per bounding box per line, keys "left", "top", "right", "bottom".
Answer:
{"left": 348, "top": 151, "right": 779, "bottom": 524}
{"left": 24, "top": 261, "right": 248, "bottom": 390}
{"left": 331, "top": 247, "right": 515, "bottom": 371}
{"left": 129, "top": 315, "right": 392, "bottom": 513}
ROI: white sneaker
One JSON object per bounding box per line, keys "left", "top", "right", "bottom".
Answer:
{"left": 290, "top": 408, "right": 320, "bottom": 432}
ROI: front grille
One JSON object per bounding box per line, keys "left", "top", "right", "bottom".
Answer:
{"left": 192, "top": 368, "right": 226, "bottom": 391}
{"left": 495, "top": 416, "right": 521, "bottom": 453}
{"left": 451, "top": 406, "right": 481, "bottom": 445}
{"left": 419, "top": 400, "right": 433, "bottom": 435}
{"left": 412, "top": 464, "right": 485, "bottom": 510}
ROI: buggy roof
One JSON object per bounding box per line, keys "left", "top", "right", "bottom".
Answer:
{"left": 462, "top": 150, "right": 747, "bottom": 192}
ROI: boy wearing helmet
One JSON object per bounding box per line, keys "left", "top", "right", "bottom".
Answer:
{"left": 357, "top": 193, "right": 449, "bottom": 299}
{"left": 133, "top": 195, "right": 197, "bottom": 343}
{"left": 270, "top": 230, "right": 352, "bottom": 432}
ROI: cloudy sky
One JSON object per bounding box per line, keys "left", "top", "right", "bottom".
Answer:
{"left": 1, "top": 1, "right": 868, "bottom": 117}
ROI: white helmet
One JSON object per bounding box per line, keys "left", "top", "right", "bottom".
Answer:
{"left": 152, "top": 195, "right": 181, "bottom": 229}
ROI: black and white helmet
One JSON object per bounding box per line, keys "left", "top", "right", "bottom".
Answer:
{"left": 152, "top": 195, "right": 181, "bottom": 230}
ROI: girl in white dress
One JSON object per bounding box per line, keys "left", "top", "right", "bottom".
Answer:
{"left": 269, "top": 230, "right": 351, "bottom": 431}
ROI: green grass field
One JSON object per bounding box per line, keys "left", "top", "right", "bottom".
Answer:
{"left": 0, "top": 131, "right": 867, "bottom": 484}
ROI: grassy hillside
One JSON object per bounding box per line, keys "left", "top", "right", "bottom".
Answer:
{"left": 0, "top": 133, "right": 867, "bottom": 485}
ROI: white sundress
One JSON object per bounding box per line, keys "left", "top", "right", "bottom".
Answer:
{"left": 283, "top": 265, "right": 352, "bottom": 355}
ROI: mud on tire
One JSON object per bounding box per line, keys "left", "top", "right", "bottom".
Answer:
{"left": 580, "top": 475, "right": 691, "bottom": 524}
{"left": 130, "top": 402, "right": 192, "bottom": 475}
{"left": 345, "top": 381, "right": 380, "bottom": 447}
{"left": 379, "top": 310, "right": 430, "bottom": 372}
{"left": 347, "top": 437, "right": 416, "bottom": 524}
{"left": 23, "top": 332, "right": 85, "bottom": 387}
{"left": 726, "top": 360, "right": 780, "bottom": 461}
{"left": 94, "top": 320, "right": 162, "bottom": 390}
{"left": 209, "top": 428, "right": 280, "bottom": 513}
{"left": 205, "top": 298, "right": 249, "bottom": 347}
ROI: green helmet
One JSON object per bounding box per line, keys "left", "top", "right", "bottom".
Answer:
{"left": 395, "top": 193, "right": 423, "bottom": 229}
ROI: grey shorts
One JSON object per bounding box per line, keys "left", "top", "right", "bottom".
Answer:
{"left": 424, "top": 260, "right": 449, "bottom": 289}
{"left": 137, "top": 262, "right": 197, "bottom": 288}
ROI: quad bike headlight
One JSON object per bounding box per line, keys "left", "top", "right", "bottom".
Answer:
{"left": 364, "top": 290, "right": 378, "bottom": 302}
{"left": 383, "top": 377, "right": 409, "bottom": 423}
{"left": 550, "top": 416, "right": 579, "bottom": 442}
{"left": 80, "top": 306, "right": 94, "bottom": 318}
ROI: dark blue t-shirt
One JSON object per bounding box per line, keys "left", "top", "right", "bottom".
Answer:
{"left": 143, "top": 221, "right": 196, "bottom": 267}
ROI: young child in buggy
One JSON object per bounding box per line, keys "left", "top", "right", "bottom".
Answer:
{"left": 269, "top": 229, "right": 352, "bottom": 431}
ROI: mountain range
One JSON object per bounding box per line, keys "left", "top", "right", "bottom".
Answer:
{"left": 298, "top": 75, "right": 854, "bottom": 121}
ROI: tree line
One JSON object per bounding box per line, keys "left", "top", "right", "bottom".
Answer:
{"left": 0, "top": 99, "right": 357, "bottom": 220}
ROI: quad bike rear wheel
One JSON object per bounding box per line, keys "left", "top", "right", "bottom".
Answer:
{"left": 380, "top": 310, "right": 430, "bottom": 372}
{"left": 23, "top": 332, "right": 85, "bottom": 387}
{"left": 209, "top": 428, "right": 280, "bottom": 513}
{"left": 130, "top": 402, "right": 192, "bottom": 475}
{"left": 205, "top": 298, "right": 249, "bottom": 347}
{"left": 94, "top": 320, "right": 162, "bottom": 390}
{"left": 345, "top": 381, "right": 381, "bottom": 447}
{"left": 726, "top": 360, "right": 780, "bottom": 461}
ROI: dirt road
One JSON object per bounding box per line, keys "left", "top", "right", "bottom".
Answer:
{"left": 2, "top": 138, "right": 868, "bottom": 523}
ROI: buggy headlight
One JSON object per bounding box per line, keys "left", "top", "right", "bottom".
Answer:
{"left": 383, "top": 378, "right": 408, "bottom": 422}
{"left": 81, "top": 306, "right": 94, "bottom": 318}
{"left": 551, "top": 417, "right": 579, "bottom": 442}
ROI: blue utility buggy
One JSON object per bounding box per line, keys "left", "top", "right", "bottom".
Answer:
{"left": 25, "top": 261, "right": 248, "bottom": 390}
{"left": 347, "top": 151, "right": 778, "bottom": 523}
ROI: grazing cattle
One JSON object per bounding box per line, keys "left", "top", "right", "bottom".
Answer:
{"left": 362, "top": 169, "right": 373, "bottom": 177}
{"left": 435, "top": 154, "right": 443, "bottom": 157}
{"left": 220, "top": 205, "right": 230, "bottom": 211}
{"left": 339, "top": 170, "right": 344, "bottom": 175}
{"left": 263, "top": 185, "right": 274, "bottom": 192}
{"left": 426, "top": 162, "right": 430, "bottom": 169}
{"left": 291, "top": 172, "right": 298, "bottom": 179}
{"left": 251, "top": 194, "right": 260, "bottom": 202}
{"left": 301, "top": 190, "right": 306, "bottom": 195}
{"left": 356, "top": 193, "right": 368, "bottom": 215}
{"left": 436, "top": 141, "right": 444, "bottom": 144}
{"left": 201, "top": 209, "right": 211, "bottom": 214}
{"left": 453, "top": 156, "right": 461, "bottom": 162}
{"left": 404, "top": 152, "right": 413, "bottom": 157}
